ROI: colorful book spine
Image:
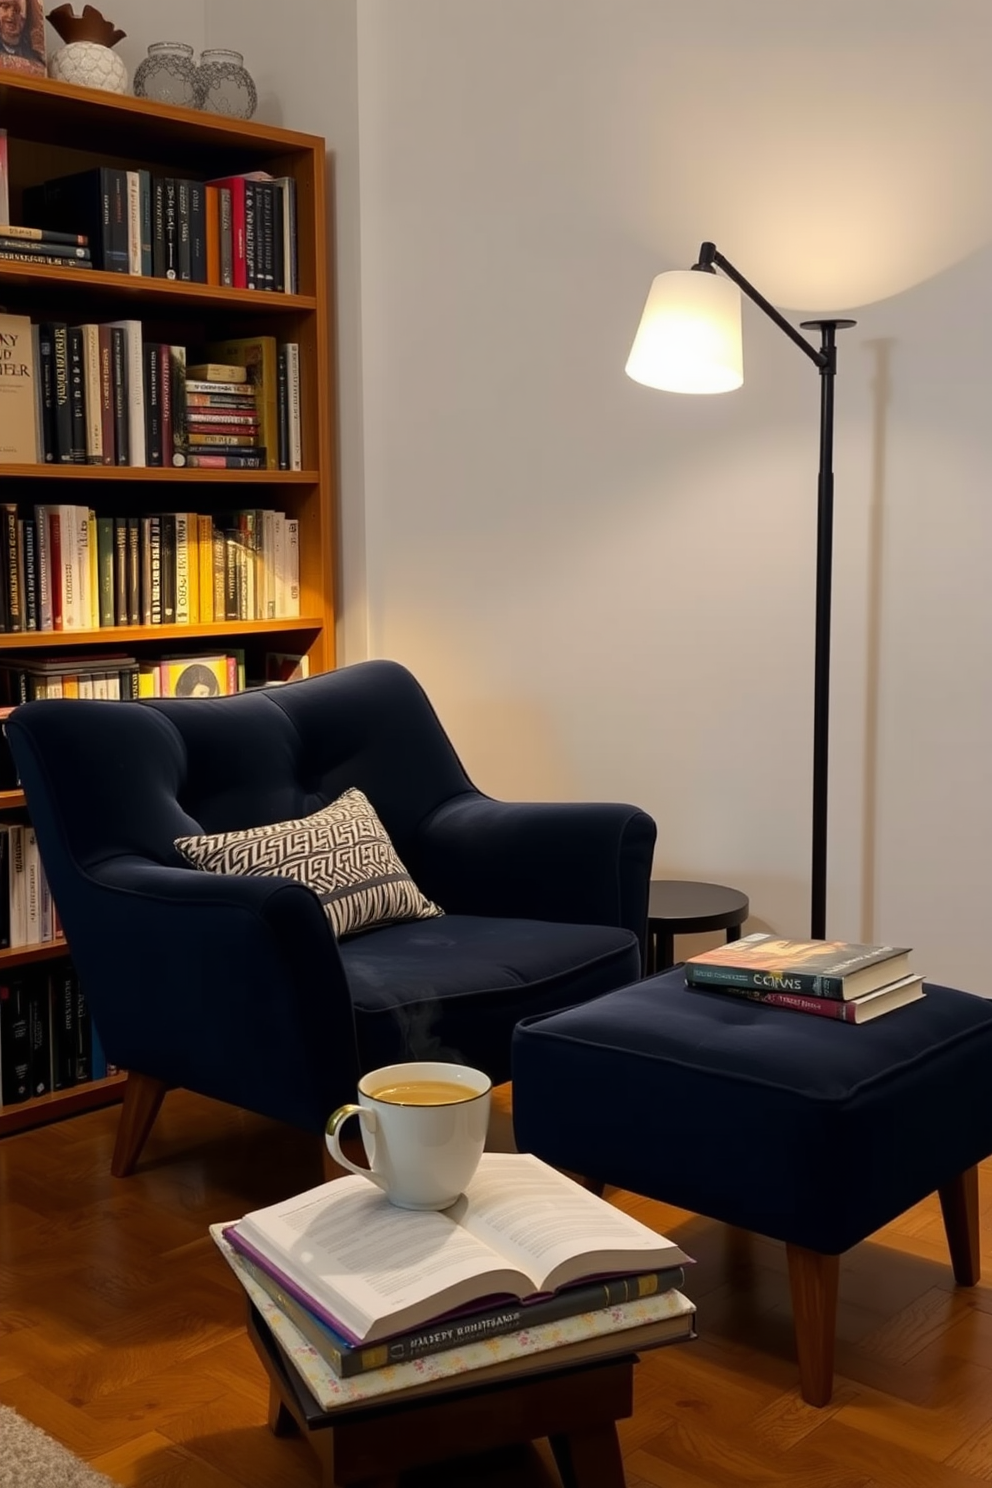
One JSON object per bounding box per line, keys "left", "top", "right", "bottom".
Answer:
{"left": 231, "top": 1234, "right": 686, "bottom": 1377}
{"left": 211, "top": 1225, "right": 695, "bottom": 1412}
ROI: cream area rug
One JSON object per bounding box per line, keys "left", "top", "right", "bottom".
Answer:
{"left": 0, "top": 1406, "right": 115, "bottom": 1488}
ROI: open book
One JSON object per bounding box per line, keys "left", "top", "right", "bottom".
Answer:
{"left": 227, "top": 1152, "right": 691, "bottom": 1345}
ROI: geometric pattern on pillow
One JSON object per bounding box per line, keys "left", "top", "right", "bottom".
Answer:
{"left": 173, "top": 786, "right": 444, "bottom": 939}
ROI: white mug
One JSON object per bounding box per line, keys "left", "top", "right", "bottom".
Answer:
{"left": 325, "top": 1060, "right": 492, "bottom": 1210}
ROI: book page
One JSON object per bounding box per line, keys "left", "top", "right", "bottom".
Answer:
{"left": 237, "top": 1175, "right": 530, "bottom": 1342}
{"left": 451, "top": 1154, "right": 688, "bottom": 1293}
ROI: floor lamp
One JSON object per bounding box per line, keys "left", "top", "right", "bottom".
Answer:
{"left": 625, "top": 241, "right": 855, "bottom": 940}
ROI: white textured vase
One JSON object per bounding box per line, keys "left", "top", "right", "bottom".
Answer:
{"left": 48, "top": 41, "right": 129, "bottom": 94}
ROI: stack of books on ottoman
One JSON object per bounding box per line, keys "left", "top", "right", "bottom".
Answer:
{"left": 212, "top": 1152, "right": 697, "bottom": 1409}
{"left": 685, "top": 933, "right": 924, "bottom": 1023}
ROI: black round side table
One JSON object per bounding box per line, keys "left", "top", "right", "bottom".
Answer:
{"left": 646, "top": 879, "right": 750, "bottom": 975}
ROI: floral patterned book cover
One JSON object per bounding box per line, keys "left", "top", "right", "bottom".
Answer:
{"left": 211, "top": 1224, "right": 696, "bottom": 1411}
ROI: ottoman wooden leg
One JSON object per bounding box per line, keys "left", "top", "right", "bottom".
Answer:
{"left": 785, "top": 1243, "right": 839, "bottom": 1407}
{"left": 939, "top": 1165, "right": 981, "bottom": 1287}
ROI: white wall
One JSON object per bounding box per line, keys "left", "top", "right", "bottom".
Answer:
{"left": 117, "top": 1, "right": 992, "bottom": 993}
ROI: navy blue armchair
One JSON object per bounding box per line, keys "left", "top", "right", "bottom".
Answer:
{"left": 7, "top": 660, "right": 655, "bottom": 1175}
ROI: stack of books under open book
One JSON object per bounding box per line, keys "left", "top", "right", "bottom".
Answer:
{"left": 212, "top": 1152, "right": 697, "bottom": 1409}
{"left": 685, "top": 933, "right": 924, "bottom": 1023}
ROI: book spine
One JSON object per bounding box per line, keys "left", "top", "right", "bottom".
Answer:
{"left": 22, "top": 518, "right": 37, "bottom": 631}
{"left": 243, "top": 180, "right": 257, "bottom": 290}
{"left": 98, "top": 326, "right": 115, "bottom": 464}
{"left": 276, "top": 346, "right": 289, "bottom": 470}
{"left": 163, "top": 178, "right": 178, "bottom": 280}
{"left": 0, "top": 979, "right": 30, "bottom": 1104}
{"left": 108, "top": 168, "right": 129, "bottom": 273}
{"left": 110, "top": 326, "right": 129, "bottom": 465}
{"left": 2, "top": 504, "right": 20, "bottom": 632}
{"left": 66, "top": 326, "right": 87, "bottom": 464}
{"left": 49, "top": 967, "right": 76, "bottom": 1091}
{"left": 126, "top": 516, "right": 140, "bottom": 626}
{"left": 0, "top": 226, "right": 89, "bottom": 246}
{"left": 51, "top": 325, "right": 72, "bottom": 464}
{"left": 176, "top": 178, "right": 192, "bottom": 281}
{"left": 188, "top": 181, "right": 207, "bottom": 284}
{"left": 218, "top": 187, "right": 234, "bottom": 286}
{"left": 152, "top": 177, "right": 166, "bottom": 278}
{"left": 27, "top": 975, "right": 50, "bottom": 1097}
{"left": 188, "top": 453, "right": 265, "bottom": 469}
{"left": 0, "top": 236, "right": 90, "bottom": 260}
{"left": 80, "top": 324, "right": 102, "bottom": 464}
{"left": 138, "top": 169, "right": 153, "bottom": 276}
{"left": 96, "top": 515, "right": 114, "bottom": 627}
{"left": 144, "top": 342, "right": 162, "bottom": 466}
{"left": 699, "top": 982, "right": 862, "bottom": 1017}
{"left": 684, "top": 964, "right": 848, "bottom": 999}
{"left": 35, "top": 326, "right": 56, "bottom": 462}
{"left": 125, "top": 169, "right": 141, "bottom": 275}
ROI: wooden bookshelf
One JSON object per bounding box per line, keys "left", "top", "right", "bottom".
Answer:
{"left": 0, "top": 73, "right": 336, "bottom": 1136}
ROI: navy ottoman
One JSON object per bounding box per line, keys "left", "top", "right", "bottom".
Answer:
{"left": 511, "top": 967, "right": 992, "bottom": 1405}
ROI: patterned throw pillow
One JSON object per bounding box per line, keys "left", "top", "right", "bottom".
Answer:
{"left": 173, "top": 787, "right": 444, "bottom": 938}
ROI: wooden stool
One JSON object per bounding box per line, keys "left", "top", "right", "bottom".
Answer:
{"left": 248, "top": 1303, "right": 634, "bottom": 1488}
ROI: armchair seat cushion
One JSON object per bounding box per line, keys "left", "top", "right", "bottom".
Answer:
{"left": 343, "top": 916, "right": 640, "bottom": 1079}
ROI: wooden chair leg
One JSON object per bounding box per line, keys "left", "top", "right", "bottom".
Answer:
{"left": 939, "top": 1165, "right": 981, "bottom": 1286}
{"left": 111, "top": 1071, "right": 169, "bottom": 1177}
{"left": 785, "top": 1242, "right": 839, "bottom": 1407}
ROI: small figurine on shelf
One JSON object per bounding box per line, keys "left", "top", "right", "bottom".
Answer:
{"left": 46, "top": 4, "right": 128, "bottom": 93}
{"left": 0, "top": 0, "right": 46, "bottom": 76}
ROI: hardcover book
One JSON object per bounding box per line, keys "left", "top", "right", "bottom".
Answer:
{"left": 228, "top": 1151, "right": 690, "bottom": 1347}
{"left": 694, "top": 972, "right": 926, "bottom": 1023}
{"left": 0, "top": 312, "right": 39, "bottom": 463}
{"left": 685, "top": 932, "right": 914, "bottom": 1000}
{"left": 213, "top": 1225, "right": 696, "bottom": 1411}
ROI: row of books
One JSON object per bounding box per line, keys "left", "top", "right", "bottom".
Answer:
{"left": 0, "top": 504, "right": 301, "bottom": 634}
{"left": 0, "top": 821, "right": 59, "bottom": 950}
{"left": 0, "top": 649, "right": 249, "bottom": 705}
{"left": 684, "top": 933, "right": 924, "bottom": 1023}
{"left": 0, "top": 316, "right": 301, "bottom": 472}
{"left": 19, "top": 163, "right": 298, "bottom": 292}
{"left": 0, "top": 963, "right": 117, "bottom": 1106}
{"left": 212, "top": 1152, "right": 697, "bottom": 1408}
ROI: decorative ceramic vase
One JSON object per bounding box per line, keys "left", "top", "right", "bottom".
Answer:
{"left": 194, "top": 48, "right": 257, "bottom": 119}
{"left": 132, "top": 41, "right": 197, "bottom": 108}
{"left": 46, "top": 4, "right": 128, "bottom": 93}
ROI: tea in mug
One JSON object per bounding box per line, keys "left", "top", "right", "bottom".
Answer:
{"left": 370, "top": 1079, "right": 477, "bottom": 1106}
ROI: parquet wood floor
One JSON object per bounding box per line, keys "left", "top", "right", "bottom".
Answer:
{"left": 2, "top": 1087, "right": 992, "bottom": 1487}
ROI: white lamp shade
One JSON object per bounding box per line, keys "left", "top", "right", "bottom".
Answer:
{"left": 625, "top": 269, "right": 744, "bottom": 394}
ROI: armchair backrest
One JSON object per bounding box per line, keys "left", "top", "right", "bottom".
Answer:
{"left": 8, "top": 660, "right": 474, "bottom": 893}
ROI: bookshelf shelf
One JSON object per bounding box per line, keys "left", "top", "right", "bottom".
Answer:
{"left": 0, "top": 937, "right": 68, "bottom": 967}
{"left": 0, "top": 260, "right": 317, "bottom": 310}
{"left": 0, "top": 617, "right": 322, "bottom": 648}
{"left": 0, "top": 465, "right": 319, "bottom": 483}
{"left": 0, "top": 72, "right": 336, "bottom": 1133}
{"left": 0, "top": 1071, "right": 126, "bottom": 1138}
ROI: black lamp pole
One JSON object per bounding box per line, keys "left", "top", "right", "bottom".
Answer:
{"left": 693, "top": 243, "right": 855, "bottom": 940}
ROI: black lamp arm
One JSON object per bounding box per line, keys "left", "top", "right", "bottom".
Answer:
{"left": 693, "top": 241, "right": 828, "bottom": 371}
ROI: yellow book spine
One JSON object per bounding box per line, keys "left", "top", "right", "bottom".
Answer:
{"left": 187, "top": 513, "right": 200, "bottom": 624}
{"left": 197, "top": 514, "right": 214, "bottom": 623}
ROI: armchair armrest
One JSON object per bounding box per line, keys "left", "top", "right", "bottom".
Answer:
{"left": 413, "top": 795, "right": 656, "bottom": 941}
{"left": 69, "top": 859, "right": 362, "bottom": 1131}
